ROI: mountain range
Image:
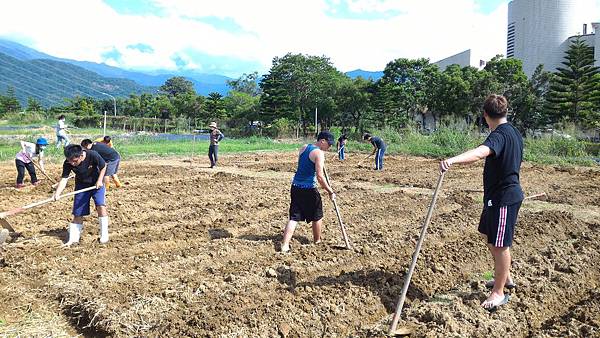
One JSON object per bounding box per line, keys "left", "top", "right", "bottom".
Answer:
{"left": 0, "top": 38, "right": 383, "bottom": 107}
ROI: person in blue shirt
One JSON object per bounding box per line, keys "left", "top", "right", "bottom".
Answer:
{"left": 363, "top": 133, "right": 386, "bottom": 170}
{"left": 440, "top": 94, "right": 524, "bottom": 311}
{"left": 280, "top": 131, "right": 336, "bottom": 253}
{"left": 336, "top": 134, "right": 347, "bottom": 161}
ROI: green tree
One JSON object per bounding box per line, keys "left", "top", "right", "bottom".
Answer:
{"left": 26, "top": 97, "right": 42, "bottom": 112}
{"left": 122, "top": 94, "right": 142, "bottom": 117}
{"left": 334, "top": 77, "right": 372, "bottom": 132}
{"left": 3, "top": 86, "right": 21, "bottom": 113}
{"left": 153, "top": 95, "right": 175, "bottom": 119}
{"left": 159, "top": 76, "right": 196, "bottom": 97}
{"left": 224, "top": 91, "right": 260, "bottom": 128}
{"left": 205, "top": 92, "right": 226, "bottom": 121}
{"left": 483, "top": 56, "right": 529, "bottom": 127}
{"left": 259, "top": 53, "right": 345, "bottom": 135}
{"left": 173, "top": 93, "right": 203, "bottom": 119}
{"left": 545, "top": 37, "right": 600, "bottom": 128}
{"left": 227, "top": 72, "right": 261, "bottom": 96}
{"left": 516, "top": 65, "right": 554, "bottom": 132}
{"left": 378, "top": 58, "right": 439, "bottom": 128}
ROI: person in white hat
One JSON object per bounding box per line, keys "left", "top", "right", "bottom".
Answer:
{"left": 208, "top": 122, "right": 224, "bottom": 168}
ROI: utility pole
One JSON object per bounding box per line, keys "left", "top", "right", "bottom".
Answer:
{"left": 100, "top": 92, "right": 117, "bottom": 117}
{"left": 315, "top": 107, "right": 318, "bottom": 137}
{"left": 103, "top": 110, "right": 107, "bottom": 137}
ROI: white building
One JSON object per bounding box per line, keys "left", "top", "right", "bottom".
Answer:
{"left": 433, "top": 49, "right": 487, "bottom": 71}
{"left": 507, "top": 0, "right": 599, "bottom": 76}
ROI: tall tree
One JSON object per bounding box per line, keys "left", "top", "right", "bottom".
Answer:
{"left": 259, "top": 53, "right": 345, "bottom": 134}
{"left": 227, "top": 72, "right": 261, "bottom": 96}
{"left": 159, "top": 76, "right": 196, "bottom": 97}
{"left": 545, "top": 37, "right": 600, "bottom": 128}
{"left": 378, "top": 58, "right": 438, "bottom": 128}
{"left": 335, "top": 77, "right": 372, "bottom": 132}
{"left": 26, "top": 97, "right": 42, "bottom": 112}
{"left": 205, "top": 92, "right": 226, "bottom": 121}
{"left": 3, "top": 86, "right": 21, "bottom": 113}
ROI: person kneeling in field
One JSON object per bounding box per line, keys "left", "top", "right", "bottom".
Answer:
{"left": 280, "top": 131, "right": 336, "bottom": 253}
{"left": 440, "top": 94, "right": 523, "bottom": 310}
{"left": 81, "top": 138, "right": 122, "bottom": 190}
{"left": 54, "top": 144, "right": 109, "bottom": 245}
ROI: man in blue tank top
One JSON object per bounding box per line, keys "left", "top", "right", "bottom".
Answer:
{"left": 440, "top": 94, "right": 524, "bottom": 311}
{"left": 280, "top": 131, "right": 336, "bottom": 253}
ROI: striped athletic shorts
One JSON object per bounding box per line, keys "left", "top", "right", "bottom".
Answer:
{"left": 478, "top": 201, "right": 522, "bottom": 248}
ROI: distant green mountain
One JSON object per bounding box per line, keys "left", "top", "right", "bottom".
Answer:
{"left": 0, "top": 52, "right": 154, "bottom": 107}
{"left": 0, "top": 38, "right": 232, "bottom": 96}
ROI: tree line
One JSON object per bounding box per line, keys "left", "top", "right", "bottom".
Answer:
{"left": 1, "top": 37, "right": 598, "bottom": 136}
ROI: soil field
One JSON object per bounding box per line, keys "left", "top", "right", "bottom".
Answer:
{"left": 0, "top": 152, "right": 599, "bottom": 337}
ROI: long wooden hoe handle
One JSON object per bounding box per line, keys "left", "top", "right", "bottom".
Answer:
{"left": 24, "top": 153, "right": 56, "bottom": 184}
{"left": 389, "top": 171, "right": 445, "bottom": 334}
{"left": 0, "top": 186, "right": 97, "bottom": 218}
{"left": 357, "top": 154, "right": 371, "bottom": 166}
{"left": 323, "top": 167, "right": 352, "bottom": 249}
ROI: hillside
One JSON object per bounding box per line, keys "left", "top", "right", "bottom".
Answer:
{"left": 0, "top": 38, "right": 231, "bottom": 96}
{"left": 0, "top": 52, "right": 154, "bottom": 107}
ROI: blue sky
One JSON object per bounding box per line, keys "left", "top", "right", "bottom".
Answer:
{"left": 0, "top": 0, "right": 598, "bottom": 77}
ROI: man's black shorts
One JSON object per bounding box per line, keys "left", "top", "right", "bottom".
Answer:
{"left": 289, "top": 185, "right": 323, "bottom": 223}
{"left": 478, "top": 201, "right": 522, "bottom": 247}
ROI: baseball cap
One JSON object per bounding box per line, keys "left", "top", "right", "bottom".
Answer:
{"left": 317, "top": 130, "right": 334, "bottom": 146}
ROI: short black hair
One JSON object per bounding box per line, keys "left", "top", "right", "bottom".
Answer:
{"left": 317, "top": 130, "right": 334, "bottom": 146}
{"left": 81, "top": 139, "right": 93, "bottom": 147}
{"left": 64, "top": 144, "right": 83, "bottom": 160}
{"left": 58, "top": 114, "right": 65, "bottom": 120}
{"left": 362, "top": 133, "right": 371, "bottom": 140}
{"left": 340, "top": 134, "right": 348, "bottom": 140}
{"left": 103, "top": 136, "right": 111, "bottom": 143}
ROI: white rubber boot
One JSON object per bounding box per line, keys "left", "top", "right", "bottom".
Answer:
{"left": 99, "top": 216, "right": 109, "bottom": 244}
{"left": 64, "top": 223, "right": 82, "bottom": 246}
{"left": 0, "top": 228, "right": 9, "bottom": 245}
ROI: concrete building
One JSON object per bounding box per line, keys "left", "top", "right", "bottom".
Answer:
{"left": 433, "top": 49, "right": 487, "bottom": 71}
{"left": 507, "top": 0, "right": 599, "bottom": 76}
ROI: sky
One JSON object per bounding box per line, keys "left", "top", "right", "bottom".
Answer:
{"left": 0, "top": 0, "right": 599, "bottom": 78}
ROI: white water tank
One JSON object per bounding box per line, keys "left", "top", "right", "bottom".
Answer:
{"left": 507, "top": 0, "right": 590, "bottom": 76}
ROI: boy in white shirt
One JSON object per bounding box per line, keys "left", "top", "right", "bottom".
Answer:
{"left": 56, "top": 115, "right": 70, "bottom": 148}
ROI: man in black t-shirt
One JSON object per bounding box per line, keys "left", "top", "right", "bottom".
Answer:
{"left": 440, "top": 94, "right": 524, "bottom": 311}
{"left": 81, "top": 139, "right": 121, "bottom": 190}
{"left": 53, "top": 144, "right": 109, "bottom": 246}
{"left": 363, "top": 133, "right": 386, "bottom": 170}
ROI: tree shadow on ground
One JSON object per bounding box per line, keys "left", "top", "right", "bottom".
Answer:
{"left": 297, "top": 268, "right": 428, "bottom": 313}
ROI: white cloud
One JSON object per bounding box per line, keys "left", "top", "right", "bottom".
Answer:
{"left": 0, "top": 0, "right": 598, "bottom": 77}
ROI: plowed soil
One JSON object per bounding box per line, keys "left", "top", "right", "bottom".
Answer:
{"left": 0, "top": 151, "right": 599, "bottom": 337}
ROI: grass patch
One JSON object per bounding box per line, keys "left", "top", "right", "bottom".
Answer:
{"left": 481, "top": 271, "right": 494, "bottom": 281}
{"left": 0, "top": 134, "right": 302, "bottom": 162}
{"left": 0, "top": 125, "right": 596, "bottom": 166}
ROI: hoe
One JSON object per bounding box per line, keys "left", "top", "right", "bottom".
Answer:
{"left": 0, "top": 186, "right": 96, "bottom": 244}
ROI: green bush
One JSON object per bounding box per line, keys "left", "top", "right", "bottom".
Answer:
{"left": 4, "top": 111, "right": 47, "bottom": 125}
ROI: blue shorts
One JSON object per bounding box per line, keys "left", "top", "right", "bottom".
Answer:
{"left": 72, "top": 185, "right": 106, "bottom": 216}
{"left": 478, "top": 201, "right": 521, "bottom": 247}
